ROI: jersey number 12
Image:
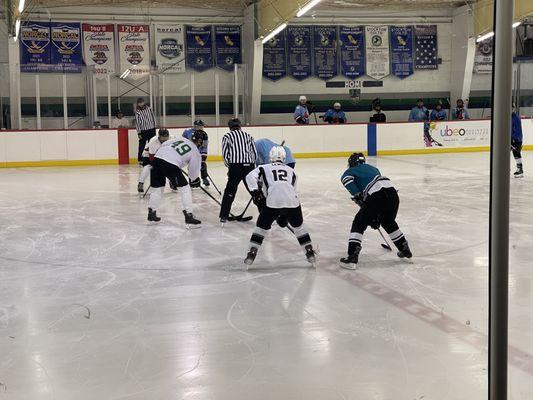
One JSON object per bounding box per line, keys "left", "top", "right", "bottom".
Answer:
{"left": 171, "top": 140, "right": 191, "bottom": 156}
{"left": 272, "top": 169, "right": 287, "bottom": 182}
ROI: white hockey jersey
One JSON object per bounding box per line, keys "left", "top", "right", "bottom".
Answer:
{"left": 141, "top": 135, "right": 174, "bottom": 158}
{"left": 245, "top": 162, "right": 300, "bottom": 209}
{"left": 155, "top": 137, "right": 202, "bottom": 181}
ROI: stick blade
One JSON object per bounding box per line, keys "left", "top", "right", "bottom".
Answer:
{"left": 381, "top": 243, "right": 392, "bottom": 251}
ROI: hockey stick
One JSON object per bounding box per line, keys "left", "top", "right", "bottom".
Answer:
{"left": 142, "top": 185, "right": 151, "bottom": 199}
{"left": 377, "top": 228, "right": 392, "bottom": 251}
{"left": 229, "top": 198, "right": 253, "bottom": 222}
{"left": 206, "top": 173, "right": 222, "bottom": 195}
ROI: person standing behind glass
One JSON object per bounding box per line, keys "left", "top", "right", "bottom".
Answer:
{"left": 430, "top": 102, "right": 447, "bottom": 121}
{"left": 408, "top": 98, "right": 428, "bottom": 122}
{"left": 451, "top": 99, "right": 470, "bottom": 120}
{"left": 369, "top": 98, "right": 386, "bottom": 123}
{"left": 322, "top": 102, "right": 347, "bottom": 124}
{"left": 294, "top": 96, "right": 310, "bottom": 125}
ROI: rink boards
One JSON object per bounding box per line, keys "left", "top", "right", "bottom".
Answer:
{"left": 0, "top": 119, "right": 532, "bottom": 167}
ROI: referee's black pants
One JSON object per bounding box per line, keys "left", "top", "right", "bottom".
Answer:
{"left": 219, "top": 163, "right": 254, "bottom": 219}
{"left": 137, "top": 128, "right": 156, "bottom": 162}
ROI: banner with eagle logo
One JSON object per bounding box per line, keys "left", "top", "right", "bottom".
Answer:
{"left": 155, "top": 25, "right": 185, "bottom": 74}
{"left": 365, "top": 25, "right": 390, "bottom": 80}
{"left": 20, "top": 21, "right": 51, "bottom": 73}
{"left": 50, "top": 22, "right": 82, "bottom": 73}
{"left": 262, "top": 29, "right": 287, "bottom": 81}
{"left": 214, "top": 25, "right": 241, "bottom": 71}
{"left": 118, "top": 24, "right": 150, "bottom": 79}
{"left": 185, "top": 25, "right": 214, "bottom": 72}
{"left": 339, "top": 26, "right": 365, "bottom": 79}
{"left": 82, "top": 23, "right": 116, "bottom": 78}
{"left": 389, "top": 26, "right": 414, "bottom": 79}
{"left": 287, "top": 26, "right": 312, "bottom": 81}
{"left": 313, "top": 26, "right": 337, "bottom": 80}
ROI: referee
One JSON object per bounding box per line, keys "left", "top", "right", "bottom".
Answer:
{"left": 219, "top": 118, "right": 257, "bottom": 224}
{"left": 134, "top": 97, "right": 157, "bottom": 162}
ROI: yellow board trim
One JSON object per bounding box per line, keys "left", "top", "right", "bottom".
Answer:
{"left": 377, "top": 146, "right": 490, "bottom": 156}
{"left": 1, "top": 159, "right": 118, "bottom": 168}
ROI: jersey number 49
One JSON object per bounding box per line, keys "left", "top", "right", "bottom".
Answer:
{"left": 171, "top": 140, "right": 192, "bottom": 156}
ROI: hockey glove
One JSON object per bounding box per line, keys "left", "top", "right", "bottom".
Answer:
{"left": 351, "top": 194, "right": 364, "bottom": 207}
{"left": 251, "top": 190, "right": 266, "bottom": 209}
{"left": 189, "top": 178, "right": 201, "bottom": 188}
{"left": 370, "top": 219, "right": 380, "bottom": 230}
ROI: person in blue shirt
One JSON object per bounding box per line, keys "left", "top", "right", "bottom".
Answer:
{"left": 294, "top": 96, "right": 310, "bottom": 125}
{"left": 429, "top": 102, "right": 447, "bottom": 121}
{"left": 339, "top": 153, "right": 412, "bottom": 269}
{"left": 321, "top": 102, "right": 347, "bottom": 124}
{"left": 255, "top": 138, "right": 295, "bottom": 168}
{"left": 183, "top": 120, "right": 210, "bottom": 186}
{"left": 511, "top": 109, "right": 524, "bottom": 177}
{"left": 408, "top": 98, "right": 428, "bottom": 122}
{"left": 451, "top": 99, "right": 470, "bottom": 120}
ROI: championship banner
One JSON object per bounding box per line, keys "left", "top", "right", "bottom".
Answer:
{"left": 313, "top": 26, "right": 338, "bottom": 80}
{"left": 186, "top": 25, "right": 213, "bottom": 72}
{"left": 154, "top": 24, "right": 185, "bottom": 74}
{"left": 262, "top": 30, "right": 287, "bottom": 81}
{"left": 50, "top": 22, "right": 82, "bottom": 73}
{"left": 339, "top": 26, "right": 365, "bottom": 79}
{"left": 389, "top": 26, "right": 414, "bottom": 79}
{"left": 474, "top": 39, "right": 492, "bottom": 74}
{"left": 82, "top": 24, "right": 116, "bottom": 77}
{"left": 365, "top": 25, "right": 390, "bottom": 80}
{"left": 118, "top": 24, "right": 150, "bottom": 79}
{"left": 415, "top": 25, "right": 438, "bottom": 70}
{"left": 20, "top": 21, "right": 51, "bottom": 73}
{"left": 215, "top": 25, "right": 241, "bottom": 71}
{"left": 287, "top": 26, "right": 312, "bottom": 81}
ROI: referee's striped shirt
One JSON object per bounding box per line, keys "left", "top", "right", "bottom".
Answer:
{"left": 222, "top": 129, "right": 257, "bottom": 166}
{"left": 135, "top": 106, "right": 156, "bottom": 132}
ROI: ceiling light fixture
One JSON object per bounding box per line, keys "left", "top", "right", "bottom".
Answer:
{"left": 297, "top": 0, "right": 322, "bottom": 17}
{"left": 18, "top": 0, "right": 25, "bottom": 13}
{"left": 14, "top": 18, "right": 21, "bottom": 42}
{"left": 476, "top": 21, "right": 522, "bottom": 43}
{"left": 261, "top": 23, "right": 287, "bottom": 44}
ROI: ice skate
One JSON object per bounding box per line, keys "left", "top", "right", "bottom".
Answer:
{"left": 244, "top": 247, "right": 258, "bottom": 267}
{"left": 220, "top": 217, "right": 227, "bottom": 227}
{"left": 397, "top": 241, "right": 413, "bottom": 259}
{"left": 339, "top": 254, "right": 358, "bottom": 270}
{"left": 183, "top": 211, "right": 201, "bottom": 229}
{"left": 137, "top": 182, "right": 144, "bottom": 193}
{"left": 147, "top": 208, "right": 161, "bottom": 222}
{"left": 514, "top": 166, "right": 524, "bottom": 178}
{"left": 305, "top": 245, "right": 317, "bottom": 267}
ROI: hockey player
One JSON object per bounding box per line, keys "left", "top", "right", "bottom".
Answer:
{"left": 408, "top": 98, "right": 428, "bottom": 122}
{"left": 511, "top": 108, "right": 524, "bottom": 178}
{"left": 147, "top": 133, "right": 204, "bottom": 227}
{"left": 340, "top": 153, "right": 412, "bottom": 270}
{"left": 183, "top": 120, "right": 210, "bottom": 187}
{"left": 294, "top": 96, "right": 310, "bottom": 125}
{"left": 243, "top": 146, "right": 317, "bottom": 267}
{"left": 321, "top": 102, "right": 347, "bottom": 124}
{"left": 429, "top": 102, "right": 447, "bottom": 121}
{"left": 255, "top": 138, "right": 296, "bottom": 168}
{"left": 137, "top": 129, "right": 172, "bottom": 193}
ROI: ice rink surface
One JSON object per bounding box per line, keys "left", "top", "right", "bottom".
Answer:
{"left": 1, "top": 152, "right": 532, "bottom": 400}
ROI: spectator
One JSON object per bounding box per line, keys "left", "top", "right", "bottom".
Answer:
{"left": 112, "top": 110, "right": 130, "bottom": 129}
{"left": 430, "top": 102, "right": 447, "bottom": 121}
{"left": 322, "top": 102, "right": 347, "bottom": 124}
{"left": 451, "top": 99, "right": 470, "bottom": 120}
{"left": 135, "top": 97, "right": 157, "bottom": 163}
{"left": 408, "top": 98, "right": 428, "bottom": 122}
{"left": 294, "top": 96, "right": 310, "bottom": 125}
{"left": 369, "top": 98, "right": 386, "bottom": 123}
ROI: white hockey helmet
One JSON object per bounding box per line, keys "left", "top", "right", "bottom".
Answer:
{"left": 269, "top": 146, "right": 287, "bottom": 163}
{"left": 334, "top": 102, "right": 341, "bottom": 109}
{"left": 299, "top": 95, "right": 307, "bottom": 103}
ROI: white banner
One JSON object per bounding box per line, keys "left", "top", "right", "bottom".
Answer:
{"left": 428, "top": 120, "right": 491, "bottom": 147}
{"left": 154, "top": 24, "right": 185, "bottom": 73}
{"left": 118, "top": 24, "right": 150, "bottom": 79}
{"left": 82, "top": 23, "right": 115, "bottom": 78}
{"left": 474, "top": 39, "right": 492, "bottom": 74}
{"left": 365, "top": 26, "right": 390, "bottom": 80}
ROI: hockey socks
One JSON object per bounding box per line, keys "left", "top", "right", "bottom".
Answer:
{"left": 148, "top": 187, "right": 164, "bottom": 210}
{"left": 388, "top": 229, "right": 412, "bottom": 259}
{"left": 139, "top": 165, "right": 151, "bottom": 184}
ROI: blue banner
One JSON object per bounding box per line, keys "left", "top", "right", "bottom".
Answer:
{"left": 287, "top": 26, "right": 312, "bottom": 81}
{"left": 214, "top": 25, "right": 241, "bottom": 71}
{"left": 20, "top": 21, "right": 51, "bottom": 73}
{"left": 390, "top": 26, "right": 414, "bottom": 79}
{"left": 50, "top": 22, "right": 82, "bottom": 73}
{"left": 415, "top": 25, "right": 438, "bottom": 70}
{"left": 186, "top": 25, "right": 213, "bottom": 72}
{"left": 339, "top": 26, "right": 365, "bottom": 79}
{"left": 313, "top": 26, "right": 338, "bottom": 80}
{"left": 262, "top": 30, "right": 287, "bottom": 81}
